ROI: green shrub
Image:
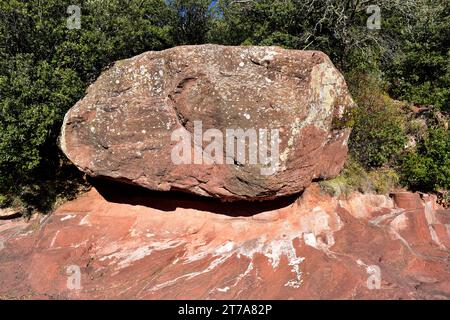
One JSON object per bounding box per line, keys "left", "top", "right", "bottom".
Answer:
{"left": 400, "top": 125, "right": 450, "bottom": 192}
{"left": 0, "top": 194, "right": 8, "bottom": 208}
{"left": 348, "top": 75, "right": 408, "bottom": 168}
{"left": 319, "top": 175, "right": 352, "bottom": 198}
{"left": 319, "top": 158, "right": 400, "bottom": 197}
{"left": 368, "top": 167, "right": 400, "bottom": 194}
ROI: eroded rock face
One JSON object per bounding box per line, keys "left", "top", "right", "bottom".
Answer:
{"left": 0, "top": 184, "right": 449, "bottom": 299}
{"left": 61, "top": 45, "right": 354, "bottom": 200}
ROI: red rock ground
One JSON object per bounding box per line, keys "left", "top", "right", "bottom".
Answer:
{"left": 0, "top": 182, "right": 449, "bottom": 299}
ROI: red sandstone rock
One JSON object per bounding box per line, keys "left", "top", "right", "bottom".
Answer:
{"left": 0, "top": 184, "right": 448, "bottom": 299}
{"left": 60, "top": 45, "right": 354, "bottom": 200}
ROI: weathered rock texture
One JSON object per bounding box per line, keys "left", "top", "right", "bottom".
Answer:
{"left": 61, "top": 45, "right": 354, "bottom": 200}
{"left": 0, "top": 184, "right": 449, "bottom": 299}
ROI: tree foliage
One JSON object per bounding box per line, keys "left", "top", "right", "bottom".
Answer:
{"left": 0, "top": 0, "right": 174, "bottom": 209}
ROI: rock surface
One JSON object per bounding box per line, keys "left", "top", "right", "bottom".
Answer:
{"left": 61, "top": 45, "right": 354, "bottom": 200}
{"left": 1, "top": 183, "right": 449, "bottom": 299}
{"left": 0, "top": 208, "right": 20, "bottom": 219}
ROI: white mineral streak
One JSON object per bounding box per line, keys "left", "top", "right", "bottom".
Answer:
{"left": 145, "top": 232, "right": 306, "bottom": 292}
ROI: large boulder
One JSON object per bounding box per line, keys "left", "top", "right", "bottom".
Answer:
{"left": 60, "top": 45, "right": 355, "bottom": 200}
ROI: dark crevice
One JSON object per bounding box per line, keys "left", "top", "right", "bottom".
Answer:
{"left": 167, "top": 76, "right": 199, "bottom": 129}
{"left": 89, "top": 176, "right": 301, "bottom": 217}
{"left": 168, "top": 95, "right": 189, "bottom": 128}
{"left": 249, "top": 58, "right": 266, "bottom": 68}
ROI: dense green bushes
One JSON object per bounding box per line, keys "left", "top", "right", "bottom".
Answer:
{"left": 347, "top": 73, "right": 449, "bottom": 196}
{"left": 347, "top": 75, "right": 408, "bottom": 168}
{"left": 0, "top": 54, "right": 83, "bottom": 176}
{"left": 0, "top": 0, "right": 175, "bottom": 211}
{"left": 0, "top": 0, "right": 448, "bottom": 212}
{"left": 401, "top": 126, "right": 450, "bottom": 192}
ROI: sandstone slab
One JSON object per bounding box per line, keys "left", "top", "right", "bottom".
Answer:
{"left": 0, "top": 184, "right": 449, "bottom": 299}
